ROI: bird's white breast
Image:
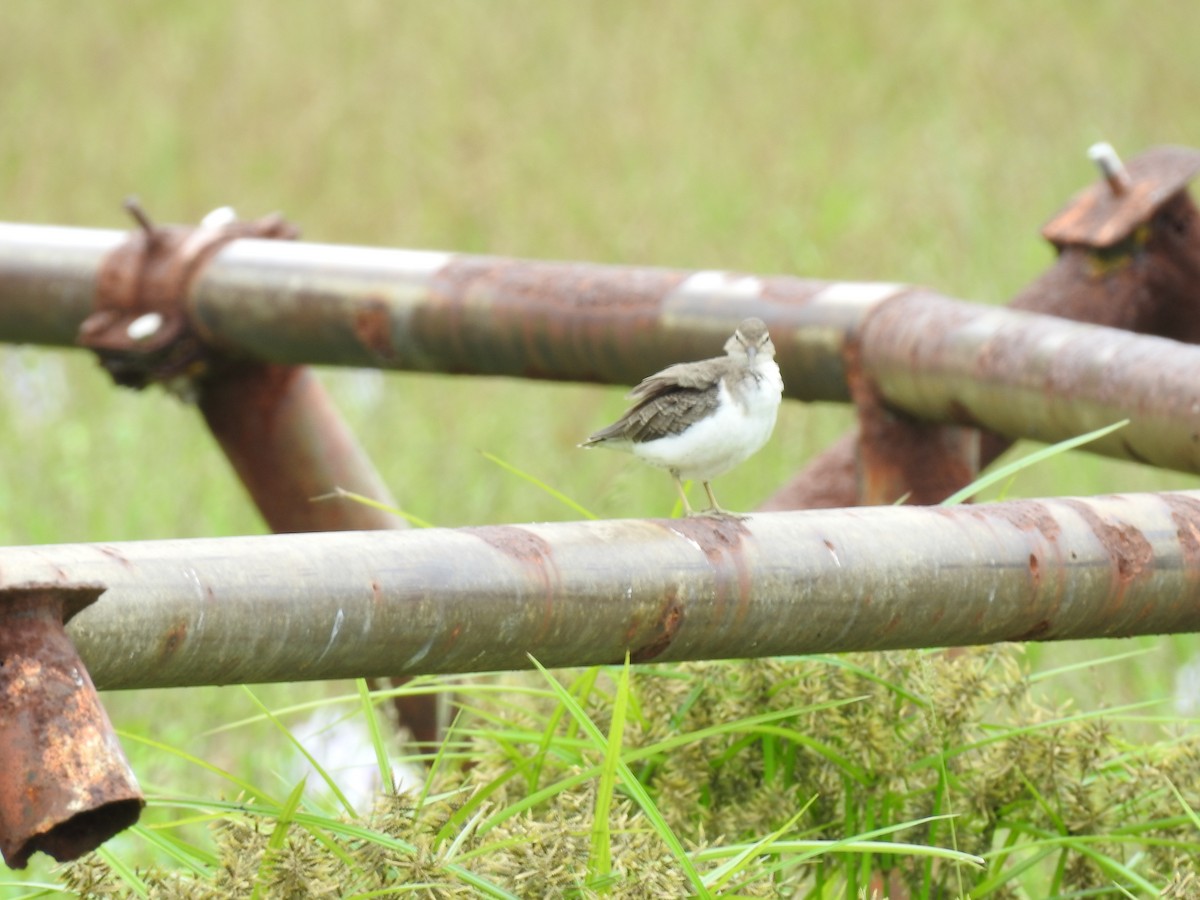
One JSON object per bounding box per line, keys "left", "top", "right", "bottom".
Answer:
{"left": 631, "top": 359, "right": 782, "bottom": 482}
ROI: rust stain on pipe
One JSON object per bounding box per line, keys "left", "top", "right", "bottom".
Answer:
{"left": 423, "top": 256, "right": 691, "bottom": 380}
{"left": 667, "top": 515, "right": 755, "bottom": 631}
{"left": 1163, "top": 494, "right": 1200, "bottom": 574}
{"left": 954, "top": 498, "right": 1072, "bottom": 641}
{"left": 352, "top": 298, "right": 398, "bottom": 362}
{"left": 1061, "top": 499, "right": 1155, "bottom": 589}
{"left": 982, "top": 500, "right": 1065, "bottom": 542}
{"left": 0, "top": 584, "right": 143, "bottom": 869}
{"left": 1010, "top": 619, "right": 1053, "bottom": 642}
{"left": 628, "top": 590, "right": 685, "bottom": 664}
{"left": 465, "top": 525, "right": 562, "bottom": 645}
{"left": 158, "top": 620, "right": 189, "bottom": 663}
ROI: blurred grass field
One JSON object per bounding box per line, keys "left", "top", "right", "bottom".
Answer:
{"left": 4, "top": 1, "right": 1200, "bottom": 891}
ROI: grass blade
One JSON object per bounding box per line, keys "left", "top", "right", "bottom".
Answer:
{"left": 702, "top": 802, "right": 814, "bottom": 891}
{"left": 310, "top": 486, "right": 435, "bottom": 528}
{"left": 588, "top": 654, "right": 630, "bottom": 882}
{"left": 356, "top": 679, "right": 395, "bottom": 793}
{"left": 481, "top": 450, "right": 598, "bottom": 519}
{"left": 251, "top": 776, "right": 307, "bottom": 900}
{"left": 940, "top": 419, "right": 1129, "bottom": 507}
{"left": 1029, "top": 645, "right": 1158, "bottom": 683}
{"left": 240, "top": 684, "right": 358, "bottom": 817}
{"left": 117, "top": 730, "right": 281, "bottom": 806}
{"left": 529, "top": 655, "right": 711, "bottom": 897}
{"left": 1164, "top": 776, "right": 1200, "bottom": 831}
{"left": 95, "top": 845, "right": 150, "bottom": 897}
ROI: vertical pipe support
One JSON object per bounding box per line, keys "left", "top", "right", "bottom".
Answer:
{"left": 0, "top": 583, "right": 143, "bottom": 869}
{"left": 842, "top": 317, "right": 980, "bottom": 505}
{"left": 764, "top": 143, "right": 1200, "bottom": 511}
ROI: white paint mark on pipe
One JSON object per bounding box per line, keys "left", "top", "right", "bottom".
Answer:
{"left": 316, "top": 608, "right": 346, "bottom": 661}
{"left": 813, "top": 281, "right": 905, "bottom": 307}
{"left": 675, "top": 270, "right": 764, "bottom": 298}
{"left": 406, "top": 633, "right": 437, "bottom": 668}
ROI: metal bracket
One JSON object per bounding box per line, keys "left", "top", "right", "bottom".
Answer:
{"left": 77, "top": 200, "right": 298, "bottom": 389}
{"left": 1042, "top": 144, "right": 1200, "bottom": 249}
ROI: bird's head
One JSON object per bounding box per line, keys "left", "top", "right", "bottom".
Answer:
{"left": 726, "top": 317, "right": 775, "bottom": 364}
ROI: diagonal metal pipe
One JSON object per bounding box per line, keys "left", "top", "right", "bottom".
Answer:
{"left": 0, "top": 490, "right": 1187, "bottom": 690}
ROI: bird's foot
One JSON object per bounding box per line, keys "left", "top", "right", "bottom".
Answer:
{"left": 690, "top": 507, "right": 749, "bottom": 520}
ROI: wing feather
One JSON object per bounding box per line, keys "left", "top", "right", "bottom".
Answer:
{"left": 586, "top": 378, "right": 723, "bottom": 444}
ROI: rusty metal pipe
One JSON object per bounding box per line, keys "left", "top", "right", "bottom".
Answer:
{"left": 859, "top": 293, "right": 1200, "bottom": 473}
{"left": 0, "top": 584, "right": 143, "bottom": 869}
{"left": 189, "top": 240, "right": 896, "bottom": 403}
{"left": 194, "top": 243, "right": 1200, "bottom": 475}
{"left": 0, "top": 221, "right": 902, "bottom": 402}
{"left": 764, "top": 144, "right": 1200, "bottom": 509}
{"left": 198, "top": 363, "right": 406, "bottom": 533}
{"left": 6, "top": 224, "right": 1200, "bottom": 473}
{"left": 0, "top": 491, "right": 1185, "bottom": 690}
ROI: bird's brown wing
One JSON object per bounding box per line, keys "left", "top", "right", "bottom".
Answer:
{"left": 585, "top": 388, "right": 722, "bottom": 444}
{"left": 585, "top": 362, "right": 728, "bottom": 445}
{"left": 626, "top": 358, "right": 730, "bottom": 402}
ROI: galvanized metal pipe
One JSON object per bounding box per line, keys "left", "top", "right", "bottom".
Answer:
{"left": 0, "top": 225, "right": 120, "bottom": 346}
{"left": 5, "top": 223, "right": 1200, "bottom": 473}
{"left": 189, "top": 239, "right": 899, "bottom": 404}
{"left": 0, "top": 491, "right": 1186, "bottom": 690}
{"left": 0, "top": 222, "right": 896, "bottom": 402}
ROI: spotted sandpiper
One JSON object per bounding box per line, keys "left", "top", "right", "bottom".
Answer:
{"left": 581, "top": 318, "right": 783, "bottom": 515}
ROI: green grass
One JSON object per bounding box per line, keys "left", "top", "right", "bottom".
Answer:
{"left": 4, "top": 2, "right": 1200, "bottom": 895}
{"left": 10, "top": 650, "right": 1199, "bottom": 897}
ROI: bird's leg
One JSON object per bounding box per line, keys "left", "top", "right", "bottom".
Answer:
{"left": 702, "top": 481, "right": 747, "bottom": 518}
{"left": 702, "top": 481, "right": 723, "bottom": 514}
{"left": 671, "top": 472, "right": 695, "bottom": 516}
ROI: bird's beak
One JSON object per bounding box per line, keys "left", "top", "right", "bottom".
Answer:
{"left": 746, "top": 345, "right": 757, "bottom": 364}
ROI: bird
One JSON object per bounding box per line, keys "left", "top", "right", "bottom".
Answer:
{"left": 580, "top": 317, "right": 783, "bottom": 516}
